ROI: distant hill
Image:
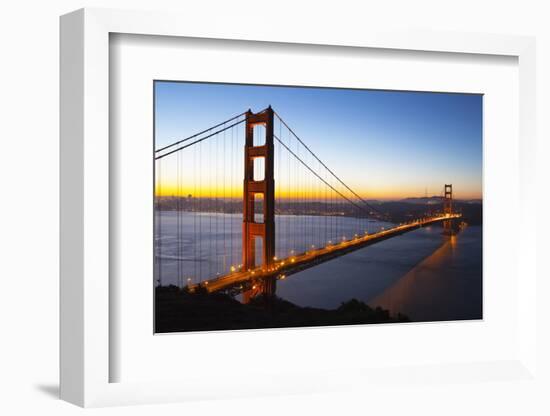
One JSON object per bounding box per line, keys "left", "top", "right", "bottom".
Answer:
{"left": 400, "top": 197, "right": 482, "bottom": 205}
{"left": 378, "top": 198, "right": 482, "bottom": 225}
{"left": 400, "top": 196, "right": 443, "bottom": 205}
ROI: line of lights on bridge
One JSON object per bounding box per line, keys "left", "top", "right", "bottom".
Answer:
{"left": 186, "top": 213, "right": 460, "bottom": 290}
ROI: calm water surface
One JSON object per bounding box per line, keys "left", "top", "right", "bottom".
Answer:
{"left": 155, "top": 212, "right": 482, "bottom": 321}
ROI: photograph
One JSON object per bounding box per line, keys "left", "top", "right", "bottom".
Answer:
{"left": 153, "top": 81, "right": 483, "bottom": 333}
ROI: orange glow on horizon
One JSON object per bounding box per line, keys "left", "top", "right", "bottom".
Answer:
{"left": 154, "top": 181, "right": 481, "bottom": 201}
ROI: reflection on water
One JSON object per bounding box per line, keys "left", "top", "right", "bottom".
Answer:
{"left": 275, "top": 225, "right": 482, "bottom": 321}
{"left": 369, "top": 227, "right": 482, "bottom": 321}
{"left": 156, "top": 212, "right": 482, "bottom": 322}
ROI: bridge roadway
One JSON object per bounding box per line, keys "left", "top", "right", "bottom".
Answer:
{"left": 188, "top": 213, "right": 462, "bottom": 294}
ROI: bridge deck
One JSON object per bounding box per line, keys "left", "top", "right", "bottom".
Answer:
{"left": 188, "top": 214, "right": 461, "bottom": 294}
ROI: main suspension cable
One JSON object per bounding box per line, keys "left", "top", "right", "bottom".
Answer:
{"left": 274, "top": 111, "right": 384, "bottom": 217}
{"left": 155, "top": 119, "right": 246, "bottom": 160}
{"left": 155, "top": 111, "right": 247, "bottom": 154}
{"left": 274, "top": 134, "right": 371, "bottom": 217}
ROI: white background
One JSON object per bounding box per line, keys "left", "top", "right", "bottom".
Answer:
{"left": 1, "top": 1, "right": 549, "bottom": 415}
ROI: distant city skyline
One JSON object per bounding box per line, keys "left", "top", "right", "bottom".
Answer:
{"left": 155, "top": 81, "right": 482, "bottom": 200}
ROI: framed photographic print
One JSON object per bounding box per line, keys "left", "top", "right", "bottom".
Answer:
{"left": 60, "top": 8, "right": 538, "bottom": 407}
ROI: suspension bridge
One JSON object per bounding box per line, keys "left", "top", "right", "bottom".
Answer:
{"left": 155, "top": 107, "right": 461, "bottom": 302}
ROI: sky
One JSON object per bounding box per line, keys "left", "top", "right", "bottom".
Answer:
{"left": 154, "top": 81, "right": 482, "bottom": 200}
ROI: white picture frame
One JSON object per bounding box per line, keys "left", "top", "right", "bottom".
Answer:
{"left": 60, "top": 7, "right": 537, "bottom": 407}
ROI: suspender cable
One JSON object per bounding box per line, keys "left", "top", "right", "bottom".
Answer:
{"left": 274, "top": 134, "right": 372, "bottom": 218}
{"left": 274, "top": 111, "right": 384, "bottom": 218}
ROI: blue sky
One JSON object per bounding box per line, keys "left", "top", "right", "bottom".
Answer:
{"left": 155, "top": 81, "right": 482, "bottom": 200}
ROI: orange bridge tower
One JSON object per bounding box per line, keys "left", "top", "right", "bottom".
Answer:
{"left": 242, "top": 107, "right": 276, "bottom": 302}
{"left": 443, "top": 184, "right": 454, "bottom": 235}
